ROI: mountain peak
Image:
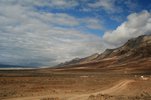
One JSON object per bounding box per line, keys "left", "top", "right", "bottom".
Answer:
{"left": 123, "top": 34, "right": 151, "bottom": 48}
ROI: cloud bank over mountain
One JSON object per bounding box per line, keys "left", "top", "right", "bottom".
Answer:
{"left": 0, "top": 0, "right": 151, "bottom": 67}
{"left": 103, "top": 10, "right": 151, "bottom": 47}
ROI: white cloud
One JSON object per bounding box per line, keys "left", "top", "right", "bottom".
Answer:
{"left": 84, "top": 18, "right": 103, "bottom": 30}
{"left": 103, "top": 10, "right": 151, "bottom": 46}
{"left": 49, "top": 0, "right": 79, "bottom": 8}
{"left": 0, "top": 0, "right": 105, "bottom": 67}
{"left": 0, "top": 0, "right": 79, "bottom": 9}
{"left": 88, "top": 0, "right": 121, "bottom": 13}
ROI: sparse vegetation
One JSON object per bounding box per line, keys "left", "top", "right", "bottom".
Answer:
{"left": 87, "top": 93, "right": 151, "bottom": 100}
{"left": 40, "top": 97, "right": 60, "bottom": 100}
{"left": 0, "top": 70, "right": 150, "bottom": 100}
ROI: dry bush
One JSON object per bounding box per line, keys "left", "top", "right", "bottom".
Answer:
{"left": 87, "top": 93, "right": 151, "bottom": 100}
{"left": 87, "top": 94, "right": 113, "bottom": 100}
{"left": 40, "top": 97, "right": 59, "bottom": 100}
{"left": 87, "top": 95, "right": 96, "bottom": 100}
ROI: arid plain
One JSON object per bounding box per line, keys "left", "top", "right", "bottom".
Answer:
{"left": 0, "top": 68, "right": 151, "bottom": 100}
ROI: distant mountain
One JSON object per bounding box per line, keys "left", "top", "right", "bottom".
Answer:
{"left": 0, "top": 64, "right": 32, "bottom": 69}
{"left": 56, "top": 35, "right": 151, "bottom": 71}
{"left": 57, "top": 53, "right": 100, "bottom": 67}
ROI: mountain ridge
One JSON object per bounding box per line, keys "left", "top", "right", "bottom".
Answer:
{"left": 56, "top": 34, "right": 151, "bottom": 71}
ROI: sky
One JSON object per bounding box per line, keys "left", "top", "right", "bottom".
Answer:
{"left": 0, "top": 0, "right": 151, "bottom": 67}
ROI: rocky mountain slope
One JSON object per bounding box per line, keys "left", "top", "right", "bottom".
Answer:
{"left": 56, "top": 35, "right": 151, "bottom": 73}
{"left": 59, "top": 35, "right": 151, "bottom": 65}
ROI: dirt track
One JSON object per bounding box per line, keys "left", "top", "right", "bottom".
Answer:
{"left": 67, "top": 79, "right": 134, "bottom": 100}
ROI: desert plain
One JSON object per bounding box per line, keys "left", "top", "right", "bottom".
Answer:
{"left": 0, "top": 68, "right": 151, "bottom": 100}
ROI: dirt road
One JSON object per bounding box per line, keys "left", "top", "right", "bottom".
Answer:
{"left": 68, "top": 79, "right": 134, "bottom": 100}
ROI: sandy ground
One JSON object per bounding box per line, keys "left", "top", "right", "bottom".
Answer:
{"left": 2, "top": 79, "right": 133, "bottom": 100}
{"left": 0, "top": 70, "right": 151, "bottom": 100}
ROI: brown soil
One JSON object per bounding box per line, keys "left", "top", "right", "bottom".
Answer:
{"left": 0, "top": 69, "right": 151, "bottom": 100}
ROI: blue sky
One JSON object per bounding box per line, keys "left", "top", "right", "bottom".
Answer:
{"left": 34, "top": 0, "right": 151, "bottom": 36}
{"left": 0, "top": 0, "right": 151, "bottom": 67}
